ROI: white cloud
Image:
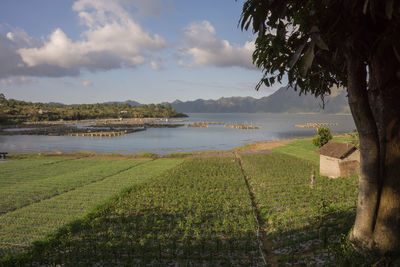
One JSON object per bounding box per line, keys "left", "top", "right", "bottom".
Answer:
{"left": 0, "top": 0, "right": 168, "bottom": 80}
{"left": 179, "top": 21, "right": 255, "bottom": 69}
{"left": 150, "top": 61, "right": 161, "bottom": 71}
{"left": 1, "top": 76, "right": 38, "bottom": 86}
{"left": 0, "top": 27, "right": 79, "bottom": 79}
{"left": 82, "top": 79, "right": 93, "bottom": 86}
{"left": 150, "top": 56, "right": 165, "bottom": 71}
{"left": 18, "top": 0, "right": 166, "bottom": 71}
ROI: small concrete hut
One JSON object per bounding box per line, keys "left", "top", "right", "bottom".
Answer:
{"left": 317, "top": 141, "right": 360, "bottom": 178}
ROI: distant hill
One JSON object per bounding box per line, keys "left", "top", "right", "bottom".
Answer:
{"left": 103, "top": 100, "right": 142, "bottom": 106}
{"left": 47, "top": 102, "right": 65, "bottom": 106}
{"left": 99, "top": 86, "right": 350, "bottom": 114}
{"left": 169, "top": 86, "right": 350, "bottom": 114}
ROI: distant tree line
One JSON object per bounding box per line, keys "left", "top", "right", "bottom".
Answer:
{"left": 0, "top": 93, "right": 187, "bottom": 124}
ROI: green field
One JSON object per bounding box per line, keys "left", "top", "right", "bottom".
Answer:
{"left": 0, "top": 157, "right": 67, "bottom": 174}
{"left": 0, "top": 138, "right": 369, "bottom": 265}
{"left": 241, "top": 153, "right": 358, "bottom": 265}
{"left": 6, "top": 157, "right": 265, "bottom": 266}
{"left": 0, "top": 158, "right": 147, "bottom": 213}
{"left": 0, "top": 158, "right": 183, "bottom": 257}
{"left": 271, "top": 136, "right": 355, "bottom": 164}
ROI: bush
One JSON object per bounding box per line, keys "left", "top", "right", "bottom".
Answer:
{"left": 313, "top": 127, "right": 332, "bottom": 147}
{"left": 349, "top": 129, "right": 360, "bottom": 148}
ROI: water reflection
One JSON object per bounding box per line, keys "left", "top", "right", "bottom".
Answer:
{"left": 0, "top": 113, "right": 355, "bottom": 154}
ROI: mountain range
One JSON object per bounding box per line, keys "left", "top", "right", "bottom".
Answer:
{"left": 110, "top": 86, "right": 350, "bottom": 114}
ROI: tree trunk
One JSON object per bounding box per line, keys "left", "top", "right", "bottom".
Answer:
{"left": 347, "top": 53, "right": 380, "bottom": 250}
{"left": 347, "top": 45, "right": 400, "bottom": 254}
{"left": 368, "top": 44, "right": 400, "bottom": 254}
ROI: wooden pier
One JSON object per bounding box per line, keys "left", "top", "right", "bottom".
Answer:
{"left": 224, "top": 124, "right": 261, "bottom": 130}
{"left": 187, "top": 122, "right": 208, "bottom": 128}
{"left": 187, "top": 121, "right": 225, "bottom": 128}
{"left": 295, "top": 122, "right": 338, "bottom": 128}
{"left": 68, "top": 131, "right": 126, "bottom": 137}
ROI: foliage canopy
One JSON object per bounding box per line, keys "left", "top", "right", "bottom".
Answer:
{"left": 240, "top": 0, "right": 399, "bottom": 97}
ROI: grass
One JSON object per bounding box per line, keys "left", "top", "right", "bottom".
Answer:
{"left": 0, "top": 157, "right": 67, "bottom": 174}
{"left": 5, "top": 152, "right": 95, "bottom": 160}
{"left": 331, "top": 134, "right": 356, "bottom": 143}
{"left": 272, "top": 135, "right": 356, "bottom": 163}
{"left": 241, "top": 153, "right": 358, "bottom": 265}
{"left": 0, "top": 158, "right": 147, "bottom": 213}
{"left": 0, "top": 159, "right": 182, "bottom": 257}
{"left": 272, "top": 138, "right": 320, "bottom": 163}
{"left": 2, "top": 157, "right": 264, "bottom": 266}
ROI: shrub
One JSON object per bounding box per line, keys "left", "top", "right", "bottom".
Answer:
{"left": 349, "top": 129, "right": 360, "bottom": 148}
{"left": 313, "top": 127, "right": 332, "bottom": 147}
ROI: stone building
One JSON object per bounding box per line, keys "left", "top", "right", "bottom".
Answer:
{"left": 317, "top": 141, "right": 360, "bottom": 178}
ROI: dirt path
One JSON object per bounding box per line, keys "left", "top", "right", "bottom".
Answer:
{"left": 235, "top": 152, "right": 279, "bottom": 267}
{"left": 241, "top": 140, "right": 291, "bottom": 152}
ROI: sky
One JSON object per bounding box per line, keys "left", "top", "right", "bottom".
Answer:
{"left": 0, "top": 0, "right": 286, "bottom": 104}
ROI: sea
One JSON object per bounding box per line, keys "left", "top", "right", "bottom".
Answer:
{"left": 0, "top": 113, "right": 355, "bottom": 154}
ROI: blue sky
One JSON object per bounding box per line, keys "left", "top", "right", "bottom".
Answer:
{"left": 0, "top": 0, "right": 285, "bottom": 104}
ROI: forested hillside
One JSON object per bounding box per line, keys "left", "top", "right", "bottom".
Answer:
{"left": 0, "top": 93, "right": 186, "bottom": 124}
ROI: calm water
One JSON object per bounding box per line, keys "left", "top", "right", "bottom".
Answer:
{"left": 0, "top": 113, "right": 355, "bottom": 154}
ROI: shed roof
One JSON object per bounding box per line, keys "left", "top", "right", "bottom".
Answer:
{"left": 317, "top": 141, "right": 357, "bottom": 159}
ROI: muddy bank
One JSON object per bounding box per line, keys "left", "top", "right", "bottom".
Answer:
{"left": 0, "top": 124, "right": 146, "bottom": 136}
{"left": 91, "top": 123, "right": 184, "bottom": 128}
{"left": 0, "top": 121, "right": 184, "bottom": 136}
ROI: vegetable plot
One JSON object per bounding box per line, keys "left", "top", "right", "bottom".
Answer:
{"left": 241, "top": 153, "right": 358, "bottom": 265}
{"left": 0, "top": 158, "right": 145, "bottom": 214}
{"left": 0, "top": 159, "right": 182, "bottom": 258}
{"left": 6, "top": 158, "right": 264, "bottom": 266}
{"left": 0, "top": 157, "right": 67, "bottom": 174}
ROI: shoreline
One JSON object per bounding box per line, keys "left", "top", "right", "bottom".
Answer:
{"left": 0, "top": 134, "right": 353, "bottom": 157}
{"left": 1, "top": 138, "right": 302, "bottom": 159}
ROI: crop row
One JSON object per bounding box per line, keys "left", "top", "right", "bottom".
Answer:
{"left": 0, "top": 157, "right": 67, "bottom": 174}
{"left": 0, "top": 159, "right": 182, "bottom": 257}
{"left": 0, "top": 158, "right": 148, "bottom": 214}
{"left": 3, "top": 157, "right": 264, "bottom": 266}
{"left": 0, "top": 157, "right": 100, "bottom": 187}
{"left": 241, "top": 153, "right": 358, "bottom": 266}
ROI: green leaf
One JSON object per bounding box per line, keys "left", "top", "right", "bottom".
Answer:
{"left": 277, "top": 21, "right": 285, "bottom": 41}
{"left": 300, "top": 42, "right": 315, "bottom": 77}
{"left": 393, "top": 46, "right": 400, "bottom": 62}
{"left": 256, "top": 79, "right": 265, "bottom": 91}
{"left": 386, "top": 0, "right": 394, "bottom": 20}
{"left": 312, "top": 33, "right": 329, "bottom": 51}
{"left": 369, "top": 0, "right": 376, "bottom": 21}
{"left": 240, "top": 11, "right": 251, "bottom": 31}
{"left": 363, "top": 0, "right": 369, "bottom": 14}
{"left": 288, "top": 42, "right": 306, "bottom": 69}
{"left": 259, "top": 22, "right": 265, "bottom": 34}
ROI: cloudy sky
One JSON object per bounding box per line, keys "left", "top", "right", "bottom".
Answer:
{"left": 0, "top": 0, "right": 285, "bottom": 104}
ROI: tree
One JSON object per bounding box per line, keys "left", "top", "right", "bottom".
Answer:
{"left": 0, "top": 93, "right": 6, "bottom": 103}
{"left": 0, "top": 93, "right": 7, "bottom": 124}
{"left": 312, "top": 127, "right": 333, "bottom": 147}
{"left": 240, "top": 0, "right": 400, "bottom": 254}
{"left": 165, "top": 103, "right": 173, "bottom": 118}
